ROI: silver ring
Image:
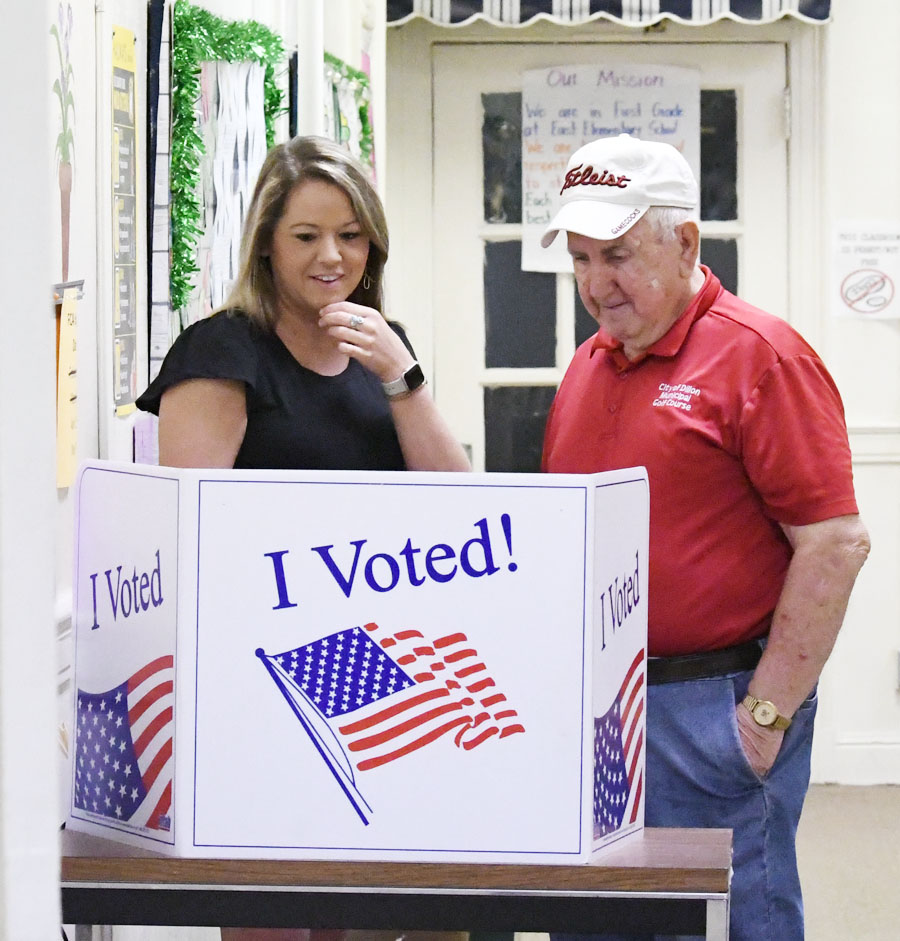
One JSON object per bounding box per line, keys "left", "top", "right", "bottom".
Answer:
{"left": 349, "top": 314, "right": 365, "bottom": 330}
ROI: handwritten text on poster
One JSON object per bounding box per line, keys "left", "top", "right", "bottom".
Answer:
{"left": 522, "top": 65, "right": 700, "bottom": 272}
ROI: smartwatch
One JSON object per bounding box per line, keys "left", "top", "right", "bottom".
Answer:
{"left": 382, "top": 362, "right": 427, "bottom": 399}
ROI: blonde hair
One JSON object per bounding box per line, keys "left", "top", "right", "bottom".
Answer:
{"left": 220, "top": 136, "right": 388, "bottom": 330}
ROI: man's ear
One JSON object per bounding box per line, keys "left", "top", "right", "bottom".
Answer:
{"left": 676, "top": 221, "right": 701, "bottom": 274}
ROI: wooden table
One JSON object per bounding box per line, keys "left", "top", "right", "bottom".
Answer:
{"left": 61, "top": 827, "right": 732, "bottom": 939}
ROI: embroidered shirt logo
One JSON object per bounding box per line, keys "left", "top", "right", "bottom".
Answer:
{"left": 652, "top": 382, "right": 701, "bottom": 412}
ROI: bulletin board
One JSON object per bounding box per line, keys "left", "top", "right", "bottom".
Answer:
{"left": 168, "top": 0, "right": 285, "bottom": 325}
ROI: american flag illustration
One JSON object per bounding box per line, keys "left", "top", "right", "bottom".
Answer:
{"left": 594, "top": 648, "right": 645, "bottom": 838}
{"left": 257, "top": 621, "right": 525, "bottom": 823}
{"left": 73, "top": 655, "right": 174, "bottom": 832}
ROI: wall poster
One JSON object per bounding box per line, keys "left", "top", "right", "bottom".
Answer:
{"left": 833, "top": 222, "right": 900, "bottom": 320}
{"left": 186, "top": 59, "right": 269, "bottom": 327}
{"left": 168, "top": 0, "right": 284, "bottom": 333}
{"left": 56, "top": 284, "right": 81, "bottom": 488}
{"left": 521, "top": 64, "right": 700, "bottom": 272}
{"left": 112, "top": 25, "right": 138, "bottom": 414}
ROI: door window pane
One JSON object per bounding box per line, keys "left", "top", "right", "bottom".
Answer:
{"left": 575, "top": 286, "right": 597, "bottom": 348}
{"left": 484, "top": 386, "right": 557, "bottom": 473}
{"left": 484, "top": 241, "right": 556, "bottom": 367}
{"left": 482, "top": 92, "right": 522, "bottom": 224}
{"left": 701, "top": 237, "right": 738, "bottom": 295}
{"left": 700, "top": 89, "right": 737, "bottom": 221}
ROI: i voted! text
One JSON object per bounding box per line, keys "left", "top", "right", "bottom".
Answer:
{"left": 266, "top": 514, "right": 518, "bottom": 608}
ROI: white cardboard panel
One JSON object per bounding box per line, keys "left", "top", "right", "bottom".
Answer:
{"left": 68, "top": 462, "right": 648, "bottom": 863}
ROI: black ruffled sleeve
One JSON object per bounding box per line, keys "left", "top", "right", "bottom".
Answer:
{"left": 136, "top": 311, "right": 271, "bottom": 415}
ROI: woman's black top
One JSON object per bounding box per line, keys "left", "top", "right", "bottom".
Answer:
{"left": 136, "top": 310, "right": 410, "bottom": 470}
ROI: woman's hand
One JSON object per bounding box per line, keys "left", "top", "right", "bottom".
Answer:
{"left": 318, "top": 301, "right": 470, "bottom": 472}
{"left": 318, "top": 301, "right": 414, "bottom": 385}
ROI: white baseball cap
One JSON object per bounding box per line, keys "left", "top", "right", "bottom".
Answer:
{"left": 541, "top": 134, "right": 699, "bottom": 248}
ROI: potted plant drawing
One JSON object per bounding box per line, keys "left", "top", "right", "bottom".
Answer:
{"left": 51, "top": 2, "right": 75, "bottom": 282}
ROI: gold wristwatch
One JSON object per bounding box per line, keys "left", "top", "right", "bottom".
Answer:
{"left": 742, "top": 694, "right": 792, "bottom": 731}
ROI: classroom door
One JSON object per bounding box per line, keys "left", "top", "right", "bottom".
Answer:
{"left": 431, "top": 42, "right": 788, "bottom": 471}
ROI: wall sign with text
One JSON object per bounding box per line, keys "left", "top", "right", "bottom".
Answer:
{"left": 522, "top": 64, "right": 700, "bottom": 272}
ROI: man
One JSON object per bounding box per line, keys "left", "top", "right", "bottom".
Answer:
{"left": 541, "top": 134, "right": 870, "bottom": 941}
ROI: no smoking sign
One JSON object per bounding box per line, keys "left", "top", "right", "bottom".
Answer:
{"left": 840, "top": 268, "right": 895, "bottom": 314}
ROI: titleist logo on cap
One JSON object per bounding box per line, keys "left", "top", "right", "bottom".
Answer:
{"left": 560, "top": 164, "right": 631, "bottom": 196}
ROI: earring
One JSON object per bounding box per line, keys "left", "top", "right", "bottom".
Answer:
{"left": 362, "top": 272, "right": 372, "bottom": 291}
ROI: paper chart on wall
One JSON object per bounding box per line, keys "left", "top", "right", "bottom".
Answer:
{"left": 111, "top": 26, "right": 138, "bottom": 413}
{"left": 521, "top": 64, "right": 700, "bottom": 272}
{"left": 57, "top": 286, "right": 79, "bottom": 488}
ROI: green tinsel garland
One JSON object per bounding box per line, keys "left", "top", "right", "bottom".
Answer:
{"left": 169, "top": 0, "right": 285, "bottom": 318}
{"left": 324, "top": 51, "right": 375, "bottom": 171}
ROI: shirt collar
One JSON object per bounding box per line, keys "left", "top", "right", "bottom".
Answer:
{"left": 590, "top": 266, "right": 722, "bottom": 369}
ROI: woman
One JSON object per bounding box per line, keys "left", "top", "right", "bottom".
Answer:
{"left": 137, "top": 136, "right": 470, "bottom": 941}
{"left": 137, "top": 135, "right": 469, "bottom": 475}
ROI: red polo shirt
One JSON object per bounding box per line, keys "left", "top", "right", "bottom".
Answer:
{"left": 543, "top": 267, "right": 858, "bottom": 655}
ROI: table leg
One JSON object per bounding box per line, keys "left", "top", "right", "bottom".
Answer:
{"left": 74, "top": 927, "right": 113, "bottom": 941}
{"left": 706, "top": 897, "right": 730, "bottom": 941}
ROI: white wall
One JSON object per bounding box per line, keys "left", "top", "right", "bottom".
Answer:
{"left": 383, "top": 7, "right": 900, "bottom": 784}
{"left": 0, "top": 1, "right": 65, "bottom": 937}
{"left": 811, "top": 0, "right": 900, "bottom": 784}
{"left": 52, "top": 3, "right": 378, "bottom": 938}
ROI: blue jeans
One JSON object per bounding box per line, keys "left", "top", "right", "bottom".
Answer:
{"left": 553, "top": 668, "right": 817, "bottom": 940}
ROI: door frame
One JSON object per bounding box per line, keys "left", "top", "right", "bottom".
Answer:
{"left": 386, "top": 16, "right": 825, "bottom": 385}
{"left": 430, "top": 39, "right": 790, "bottom": 471}
{"left": 384, "top": 15, "right": 844, "bottom": 777}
